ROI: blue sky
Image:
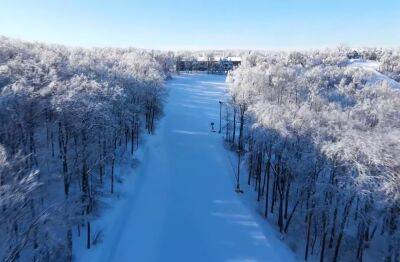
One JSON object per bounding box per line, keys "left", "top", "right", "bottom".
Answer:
{"left": 1, "top": 0, "right": 399, "bottom": 50}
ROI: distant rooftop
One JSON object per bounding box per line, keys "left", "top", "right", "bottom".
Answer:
{"left": 195, "top": 56, "right": 242, "bottom": 62}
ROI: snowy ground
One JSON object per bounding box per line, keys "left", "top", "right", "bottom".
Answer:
{"left": 348, "top": 59, "right": 400, "bottom": 89}
{"left": 75, "top": 73, "right": 297, "bottom": 262}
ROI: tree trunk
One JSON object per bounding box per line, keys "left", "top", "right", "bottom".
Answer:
{"left": 111, "top": 157, "right": 115, "bottom": 194}
{"left": 320, "top": 213, "right": 327, "bottom": 262}
{"left": 284, "top": 200, "right": 300, "bottom": 233}
{"left": 232, "top": 106, "right": 236, "bottom": 146}
{"left": 332, "top": 196, "right": 354, "bottom": 262}
{"left": 264, "top": 159, "right": 271, "bottom": 217}
{"left": 151, "top": 107, "right": 155, "bottom": 133}
{"left": 284, "top": 181, "right": 290, "bottom": 219}
{"left": 271, "top": 174, "right": 277, "bottom": 213}
{"left": 86, "top": 222, "right": 91, "bottom": 249}
{"left": 256, "top": 153, "right": 262, "bottom": 201}
{"left": 111, "top": 136, "right": 117, "bottom": 194}
{"left": 67, "top": 227, "right": 72, "bottom": 262}
{"left": 136, "top": 122, "right": 139, "bottom": 149}
{"left": 238, "top": 105, "right": 245, "bottom": 152}
{"left": 278, "top": 193, "right": 284, "bottom": 232}
{"left": 305, "top": 210, "right": 313, "bottom": 261}
{"left": 329, "top": 204, "right": 338, "bottom": 248}
{"left": 248, "top": 152, "right": 253, "bottom": 186}
{"left": 131, "top": 125, "right": 134, "bottom": 155}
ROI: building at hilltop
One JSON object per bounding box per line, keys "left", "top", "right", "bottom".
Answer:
{"left": 176, "top": 56, "right": 241, "bottom": 74}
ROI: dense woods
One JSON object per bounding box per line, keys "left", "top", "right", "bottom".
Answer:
{"left": 1, "top": 35, "right": 399, "bottom": 262}
{"left": 225, "top": 48, "right": 400, "bottom": 261}
{"left": 0, "top": 37, "right": 172, "bottom": 261}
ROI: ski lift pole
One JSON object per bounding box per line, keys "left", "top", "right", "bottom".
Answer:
{"left": 219, "top": 101, "right": 223, "bottom": 133}
{"left": 235, "top": 148, "right": 243, "bottom": 193}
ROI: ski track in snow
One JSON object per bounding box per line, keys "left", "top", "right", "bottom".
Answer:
{"left": 76, "top": 73, "right": 297, "bottom": 262}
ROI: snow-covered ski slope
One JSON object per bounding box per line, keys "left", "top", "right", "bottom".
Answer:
{"left": 77, "top": 73, "right": 297, "bottom": 262}
{"left": 348, "top": 59, "right": 400, "bottom": 89}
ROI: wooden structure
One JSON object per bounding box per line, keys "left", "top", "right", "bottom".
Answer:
{"left": 176, "top": 56, "right": 241, "bottom": 74}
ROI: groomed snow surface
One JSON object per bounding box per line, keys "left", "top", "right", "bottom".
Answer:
{"left": 75, "top": 73, "right": 297, "bottom": 262}
{"left": 348, "top": 59, "right": 400, "bottom": 89}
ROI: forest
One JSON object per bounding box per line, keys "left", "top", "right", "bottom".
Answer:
{"left": 224, "top": 47, "right": 400, "bottom": 261}
{"left": 0, "top": 37, "right": 173, "bottom": 261}
{"left": 1, "top": 36, "right": 400, "bottom": 262}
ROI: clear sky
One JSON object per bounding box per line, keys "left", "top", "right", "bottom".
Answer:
{"left": 0, "top": 0, "right": 399, "bottom": 50}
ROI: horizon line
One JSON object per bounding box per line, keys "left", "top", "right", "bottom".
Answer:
{"left": 2, "top": 35, "right": 399, "bottom": 53}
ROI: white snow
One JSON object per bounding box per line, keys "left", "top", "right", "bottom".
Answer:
{"left": 348, "top": 59, "right": 380, "bottom": 71}
{"left": 75, "top": 73, "right": 297, "bottom": 262}
{"left": 348, "top": 59, "right": 400, "bottom": 89}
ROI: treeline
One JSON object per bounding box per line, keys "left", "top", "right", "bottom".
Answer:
{"left": 224, "top": 47, "right": 400, "bottom": 261}
{"left": 0, "top": 37, "right": 172, "bottom": 261}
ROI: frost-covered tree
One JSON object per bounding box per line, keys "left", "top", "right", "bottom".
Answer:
{"left": 0, "top": 36, "right": 168, "bottom": 261}
{"left": 225, "top": 48, "right": 400, "bottom": 261}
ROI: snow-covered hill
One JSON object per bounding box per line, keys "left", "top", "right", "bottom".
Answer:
{"left": 347, "top": 59, "right": 400, "bottom": 89}
{"left": 74, "top": 73, "right": 297, "bottom": 262}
